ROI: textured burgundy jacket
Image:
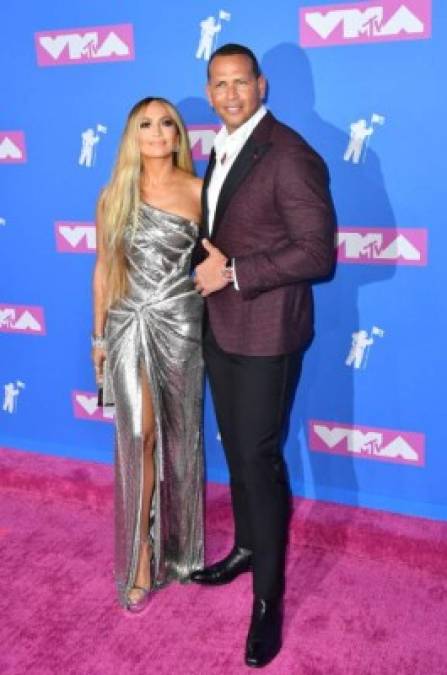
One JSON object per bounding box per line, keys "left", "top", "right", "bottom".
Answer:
{"left": 195, "top": 111, "right": 336, "bottom": 356}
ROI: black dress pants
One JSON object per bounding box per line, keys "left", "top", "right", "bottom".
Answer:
{"left": 204, "top": 321, "right": 301, "bottom": 599}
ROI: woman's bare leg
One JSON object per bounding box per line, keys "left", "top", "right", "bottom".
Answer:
{"left": 128, "top": 369, "right": 155, "bottom": 602}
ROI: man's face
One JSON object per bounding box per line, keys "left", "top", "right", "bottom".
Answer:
{"left": 206, "top": 54, "right": 266, "bottom": 133}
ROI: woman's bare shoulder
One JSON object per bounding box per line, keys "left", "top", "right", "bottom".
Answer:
{"left": 189, "top": 175, "right": 203, "bottom": 199}
{"left": 176, "top": 170, "right": 202, "bottom": 200}
{"left": 177, "top": 169, "right": 201, "bottom": 184}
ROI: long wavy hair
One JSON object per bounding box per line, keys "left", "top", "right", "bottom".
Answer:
{"left": 100, "top": 97, "right": 194, "bottom": 308}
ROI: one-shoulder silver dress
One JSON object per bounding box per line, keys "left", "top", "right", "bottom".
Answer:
{"left": 103, "top": 202, "right": 204, "bottom": 606}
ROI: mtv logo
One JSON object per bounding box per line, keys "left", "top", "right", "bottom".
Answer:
{"left": 35, "top": 24, "right": 135, "bottom": 66}
{"left": 300, "top": 1, "right": 431, "bottom": 48}
{"left": 336, "top": 228, "right": 427, "bottom": 266}
{"left": 55, "top": 222, "right": 96, "bottom": 253}
{"left": 309, "top": 420, "right": 425, "bottom": 466}
{"left": 188, "top": 125, "right": 220, "bottom": 161}
{"left": 0, "top": 304, "right": 46, "bottom": 335}
{"left": 0, "top": 132, "right": 27, "bottom": 164}
{"left": 72, "top": 391, "right": 114, "bottom": 423}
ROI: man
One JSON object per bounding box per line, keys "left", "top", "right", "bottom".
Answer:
{"left": 192, "top": 44, "right": 335, "bottom": 667}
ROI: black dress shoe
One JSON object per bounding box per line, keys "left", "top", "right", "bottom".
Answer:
{"left": 245, "top": 597, "right": 283, "bottom": 668}
{"left": 189, "top": 546, "right": 252, "bottom": 585}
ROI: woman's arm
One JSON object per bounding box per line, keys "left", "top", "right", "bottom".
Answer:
{"left": 92, "top": 194, "right": 108, "bottom": 382}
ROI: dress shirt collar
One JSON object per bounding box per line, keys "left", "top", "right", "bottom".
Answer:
{"left": 213, "top": 105, "right": 267, "bottom": 163}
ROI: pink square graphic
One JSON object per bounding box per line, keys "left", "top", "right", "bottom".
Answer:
{"left": 55, "top": 222, "right": 96, "bottom": 253}
{"left": 188, "top": 125, "right": 221, "bottom": 161}
{"left": 300, "top": 0, "right": 432, "bottom": 48}
{"left": 309, "top": 419, "right": 425, "bottom": 466}
{"left": 0, "top": 131, "right": 27, "bottom": 164}
{"left": 336, "top": 227, "right": 428, "bottom": 266}
{"left": 35, "top": 24, "right": 135, "bottom": 66}
{"left": 0, "top": 304, "right": 46, "bottom": 335}
{"left": 72, "top": 391, "right": 114, "bottom": 423}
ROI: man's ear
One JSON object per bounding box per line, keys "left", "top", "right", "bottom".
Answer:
{"left": 258, "top": 75, "right": 267, "bottom": 101}
{"left": 206, "top": 83, "right": 213, "bottom": 108}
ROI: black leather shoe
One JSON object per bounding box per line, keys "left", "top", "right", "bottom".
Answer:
{"left": 189, "top": 546, "right": 252, "bottom": 585}
{"left": 245, "top": 597, "right": 283, "bottom": 668}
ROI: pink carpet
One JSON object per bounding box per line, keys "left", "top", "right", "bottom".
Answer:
{"left": 1, "top": 447, "right": 447, "bottom": 675}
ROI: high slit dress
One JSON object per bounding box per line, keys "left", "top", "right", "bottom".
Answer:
{"left": 103, "top": 202, "right": 204, "bottom": 606}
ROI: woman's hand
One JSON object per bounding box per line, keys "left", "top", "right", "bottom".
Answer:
{"left": 92, "top": 346, "right": 106, "bottom": 385}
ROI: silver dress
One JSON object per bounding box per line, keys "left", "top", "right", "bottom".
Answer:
{"left": 104, "top": 202, "right": 204, "bottom": 606}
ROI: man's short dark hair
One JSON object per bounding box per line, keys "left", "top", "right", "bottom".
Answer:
{"left": 207, "top": 43, "right": 261, "bottom": 80}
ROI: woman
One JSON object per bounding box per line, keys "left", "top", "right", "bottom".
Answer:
{"left": 92, "top": 97, "right": 204, "bottom": 611}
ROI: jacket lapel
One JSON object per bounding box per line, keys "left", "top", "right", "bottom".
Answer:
{"left": 211, "top": 112, "right": 275, "bottom": 239}
{"left": 201, "top": 148, "right": 216, "bottom": 239}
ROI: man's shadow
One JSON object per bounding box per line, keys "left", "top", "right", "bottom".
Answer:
{"left": 260, "top": 43, "right": 398, "bottom": 623}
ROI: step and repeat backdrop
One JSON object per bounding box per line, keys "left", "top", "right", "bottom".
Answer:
{"left": 1, "top": 1, "right": 446, "bottom": 519}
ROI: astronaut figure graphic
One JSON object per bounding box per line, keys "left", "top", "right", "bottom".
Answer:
{"left": 343, "top": 113, "right": 385, "bottom": 164}
{"left": 195, "top": 11, "right": 231, "bottom": 61}
{"left": 78, "top": 124, "right": 107, "bottom": 168}
{"left": 343, "top": 119, "right": 374, "bottom": 164}
{"left": 3, "top": 381, "right": 25, "bottom": 414}
{"left": 79, "top": 128, "right": 100, "bottom": 168}
{"left": 345, "top": 327, "right": 384, "bottom": 369}
{"left": 196, "top": 17, "right": 221, "bottom": 61}
{"left": 345, "top": 330, "right": 373, "bottom": 369}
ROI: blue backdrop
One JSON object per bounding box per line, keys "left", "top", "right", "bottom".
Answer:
{"left": 1, "top": 0, "right": 446, "bottom": 520}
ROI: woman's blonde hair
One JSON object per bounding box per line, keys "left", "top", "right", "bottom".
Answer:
{"left": 100, "top": 97, "right": 194, "bottom": 307}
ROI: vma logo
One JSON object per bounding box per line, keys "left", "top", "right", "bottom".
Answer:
{"left": 0, "top": 305, "right": 46, "bottom": 335}
{"left": 309, "top": 420, "right": 425, "bottom": 466}
{"left": 337, "top": 228, "right": 427, "bottom": 266}
{"left": 188, "top": 125, "right": 220, "bottom": 161}
{"left": 73, "top": 391, "right": 114, "bottom": 423}
{"left": 300, "top": 1, "right": 431, "bottom": 48}
{"left": 35, "top": 24, "right": 135, "bottom": 66}
{"left": 55, "top": 222, "right": 96, "bottom": 253}
{"left": 0, "top": 132, "right": 27, "bottom": 164}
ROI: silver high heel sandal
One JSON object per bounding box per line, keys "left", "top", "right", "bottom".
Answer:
{"left": 126, "top": 538, "right": 154, "bottom": 613}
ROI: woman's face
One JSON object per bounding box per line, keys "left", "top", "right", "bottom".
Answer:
{"left": 137, "top": 101, "right": 179, "bottom": 159}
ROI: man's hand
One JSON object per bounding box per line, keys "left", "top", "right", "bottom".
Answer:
{"left": 194, "top": 239, "right": 229, "bottom": 297}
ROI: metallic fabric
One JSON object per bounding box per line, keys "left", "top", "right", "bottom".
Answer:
{"left": 104, "top": 202, "right": 204, "bottom": 606}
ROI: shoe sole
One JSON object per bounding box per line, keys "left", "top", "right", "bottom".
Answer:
{"left": 190, "top": 569, "right": 251, "bottom": 585}
{"left": 245, "top": 642, "right": 282, "bottom": 668}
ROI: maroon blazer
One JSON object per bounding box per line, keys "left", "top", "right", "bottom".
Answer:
{"left": 197, "top": 111, "right": 335, "bottom": 356}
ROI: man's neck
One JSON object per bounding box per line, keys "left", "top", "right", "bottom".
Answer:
{"left": 225, "top": 105, "right": 264, "bottom": 135}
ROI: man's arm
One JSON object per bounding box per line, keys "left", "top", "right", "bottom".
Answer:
{"left": 234, "top": 146, "right": 335, "bottom": 300}
{"left": 190, "top": 224, "right": 207, "bottom": 272}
